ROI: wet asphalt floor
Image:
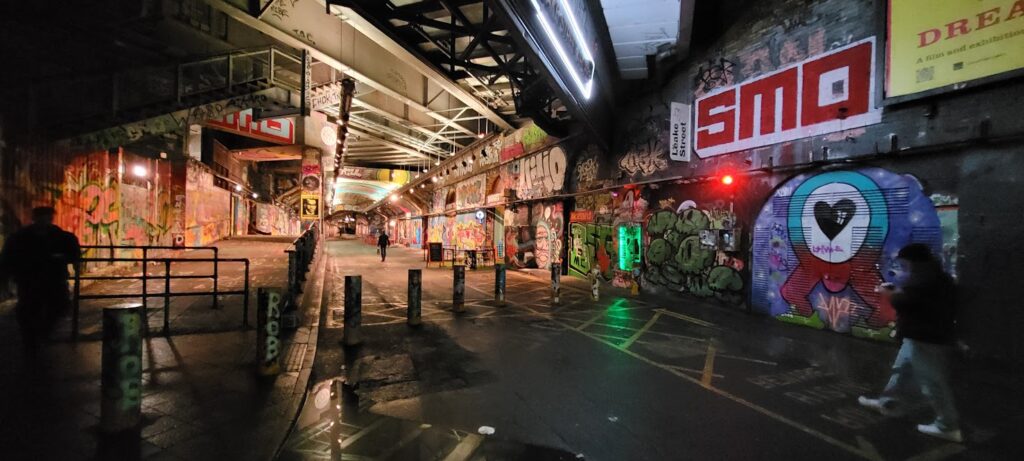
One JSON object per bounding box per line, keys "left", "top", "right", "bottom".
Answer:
{"left": 279, "top": 239, "right": 1024, "bottom": 461}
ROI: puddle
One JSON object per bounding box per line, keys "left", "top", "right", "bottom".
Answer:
{"left": 278, "top": 378, "right": 579, "bottom": 460}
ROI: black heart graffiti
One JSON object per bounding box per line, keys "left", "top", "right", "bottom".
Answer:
{"left": 813, "top": 199, "right": 857, "bottom": 240}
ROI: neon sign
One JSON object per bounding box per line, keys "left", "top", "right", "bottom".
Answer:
{"left": 531, "top": 0, "right": 595, "bottom": 99}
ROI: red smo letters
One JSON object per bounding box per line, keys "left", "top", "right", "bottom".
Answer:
{"left": 694, "top": 38, "right": 880, "bottom": 158}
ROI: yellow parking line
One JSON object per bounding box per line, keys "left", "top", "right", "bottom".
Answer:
{"left": 621, "top": 312, "right": 662, "bottom": 349}
{"left": 701, "top": 344, "right": 717, "bottom": 386}
{"left": 653, "top": 308, "right": 716, "bottom": 327}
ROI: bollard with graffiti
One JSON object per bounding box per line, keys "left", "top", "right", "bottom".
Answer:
{"left": 495, "top": 264, "right": 506, "bottom": 306}
{"left": 589, "top": 267, "right": 601, "bottom": 301}
{"left": 344, "top": 276, "right": 363, "bottom": 346}
{"left": 408, "top": 269, "right": 422, "bottom": 327}
{"left": 551, "top": 264, "right": 561, "bottom": 304}
{"left": 453, "top": 265, "right": 466, "bottom": 312}
{"left": 100, "top": 305, "right": 143, "bottom": 433}
{"left": 257, "top": 288, "right": 283, "bottom": 375}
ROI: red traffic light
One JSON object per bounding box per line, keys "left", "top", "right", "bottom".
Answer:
{"left": 721, "top": 175, "right": 734, "bottom": 185}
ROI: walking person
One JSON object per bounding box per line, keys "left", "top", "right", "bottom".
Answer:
{"left": 377, "top": 231, "right": 390, "bottom": 262}
{"left": 0, "top": 207, "right": 81, "bottom": 353}
{"left": 858, "top": 244, "right": 962, "bottom": 442}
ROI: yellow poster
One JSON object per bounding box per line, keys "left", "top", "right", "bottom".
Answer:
{"left": 300, "top": 194, "right": 320, "bottom": 220}
{"left": 887, "top": 0, "right": 1024, "bottom": 97}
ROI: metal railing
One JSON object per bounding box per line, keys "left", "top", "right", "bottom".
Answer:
{"left": 285, "top": 223, "right": 319, "bottom": 307}
{"left": 72, "top": 245, "right": 250, "bottom": 338}
{"left": 30, "top": 46, "right": 302, "bottom": 130}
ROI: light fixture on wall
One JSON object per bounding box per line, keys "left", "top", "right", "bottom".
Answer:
{"left": 252, "top": 193, "right": 259, "bottom": 199}
{"left": 132, "top": 164, "right": 148, "bottom": 178}
{"left": 235, "top": 184, "right": 242, "bottom": 192}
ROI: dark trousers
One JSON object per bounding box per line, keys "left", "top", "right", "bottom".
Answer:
{"left": 379, "top": 245, "right": 387, "bottom": 261}
{"left": 15, "top": 282, "right": 69, "bottom": 350}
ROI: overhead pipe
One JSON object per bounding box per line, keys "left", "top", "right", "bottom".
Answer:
{"left": 332, "top": 78, "right": 357, "bottom": 187}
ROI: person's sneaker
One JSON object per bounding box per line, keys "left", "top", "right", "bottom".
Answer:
{"left": 917, "top": 423, "right": 963, "bottom": 443}
{"left": 858, "top": 396, "right": 902, "bottom": 416}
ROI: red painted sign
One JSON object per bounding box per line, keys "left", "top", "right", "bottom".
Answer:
{"left": 570, "top": 210, "right": 594, "bottom": 223}
{"left": 694, "top": 38, "right": 880, "bottom": 158}
{"left": 207, "top": 109, "right": 295, "bottom": 144}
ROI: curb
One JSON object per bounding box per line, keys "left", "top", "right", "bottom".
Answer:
{"left": 269, "top": 238, "right": 328, "bottom": 461}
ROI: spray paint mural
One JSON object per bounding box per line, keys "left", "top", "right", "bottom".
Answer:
{"left": 253, "top": 202, "right": 298, "bottom": 235}
{"left": 643, "top": 200, "right": 745, "bottom": 304}
{"left": 569, "top": 189, "right": 650, "bottom": 287}
{"left": 505, "top": 201, "right": 563, "bottom": 270}
{"left": 0, "top": 147, "right": 175, "bottom": 270}
{"left": 752, "top": 168, "right": 942, "bottom": 340}
{"left": 397, "top": 219, "right": 423, "bottom": 248}
{"left": 184, "top": 161, "right": 231, "bottom": 246}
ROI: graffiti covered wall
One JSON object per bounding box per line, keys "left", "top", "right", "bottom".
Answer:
{"left": 504, "top": 201, "right": 564, "bottom": 270}
{"left": 184, "top": 161, "right": 231, "bottom": 246}
{"left": 253, "top": 202, "right": 299, "bottom": 235}
{"left": 0, "top": 146, "right": 174, "bottom": 259}
{"left": 752, "top": 168, "right": 942, "bottom": 340}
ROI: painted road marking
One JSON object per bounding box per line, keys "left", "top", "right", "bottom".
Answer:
{"left": 667, "top": 364, "right": 724, "bottom": 379}
{"left": 482, "top": 290, "right": 882, "bottom": 461}
{"left": 337, "top": 264, "right": 943, "bottom": 460}
{"left": 717, "top": 353, "right": 778, "bottom": 366}
{"left": 621, "top": 312, "right": 662, "bottom": 349}
{"left": 574, "top": 310, "right": 607, "bottom": 332}
{"left": 702, "top": 344, "right": 718, "bottom": 386}
{"left": 652, "top": 308, "right": 716, "bottom": 327}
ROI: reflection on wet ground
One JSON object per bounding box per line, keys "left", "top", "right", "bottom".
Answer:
{"left": 279, "top": 378, "right": 578, "bottom": 460}
{"left": 282, "top": 240, "right": 1024, "bottom": 461}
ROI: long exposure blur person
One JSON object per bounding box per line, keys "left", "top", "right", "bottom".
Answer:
{"left": 858, "top": 243, "right": 962, "bottom": 442}
{"left": 0, "top": 207, "right": 81, "bottom": 352}
{"left": 377, "top": 231, "right": 390, "bottom": 262}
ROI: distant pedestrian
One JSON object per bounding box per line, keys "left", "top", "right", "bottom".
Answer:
{"left": 0, "top": 207, "right": 81, "bottom": 352}
{"left": 377, "top": 231, "right": 390, "bottom": 262}
{"left": 858, "top": 244, "right": 962, "bottom": 442}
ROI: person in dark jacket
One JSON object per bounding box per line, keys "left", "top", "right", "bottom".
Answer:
{"left": 0, "top": 207, "right": 81, "bottom": 352}
{"left": 377, "top": 232, "right": 390, "bottom": 262}
{"left": 858, "top": 244, "right": 961, "bottom": 442}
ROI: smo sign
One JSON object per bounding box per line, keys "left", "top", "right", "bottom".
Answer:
{"left": 531, "top": 0, "right": 595, "bottom": 99}
{"left": 695, "top": 38, "right": 880, "bottom": 158}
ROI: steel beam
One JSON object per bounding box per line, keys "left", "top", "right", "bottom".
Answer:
{"left": 208, "top": 0, "right": 510, "bottom": 147}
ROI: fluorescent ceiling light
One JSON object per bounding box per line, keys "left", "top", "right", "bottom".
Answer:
{"left": 531, "top": 0, "right": 595, "bottom": 100}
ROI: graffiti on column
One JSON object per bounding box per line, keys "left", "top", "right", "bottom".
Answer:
{"left": 453, "top": 212, "right": 487, "bottom": 250}
{"left": 751, "top": 168, "right": 942, "bottom": 340}
{"left": 505, "top": 202, "right": 563, "bottom": 270}
{"left": 514, "top": 146, "right": 566, "bottom": 200}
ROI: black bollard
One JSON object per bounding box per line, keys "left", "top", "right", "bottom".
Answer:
{"left": 408, "top": 269, "right": 422, "bottom": 327}
{"left": 551, "top": 264, "right": 561, "bottom": 305}
{"left": 494, "top": 264, "right": 506, "bottom": 306}
{"left": 100, "top": 305, "right": 143, "bottom": 433}
{"left": 257, "top": 288, "right": 283, "bottom": 376}
{"left": 344, "top": 275, "right": 363, "bottom": 346}
{"left": 453, "top": 265, "right": 466, "bottom": 313}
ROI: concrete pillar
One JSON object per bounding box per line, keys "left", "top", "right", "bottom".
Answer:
{"left": 344, "top": 275, "right": 362, "bottom": 346}
{"left": 257, "top": 288, "right": 283, "bottom": 376}
{"left": 408, "top": 269, "right": 422, "bottom": 327}
{"left": 453, "top": 265, "right": 465, "bottom": 313}
{"left": 494, "top": 264, "right": 506, "bottom": 306}
{"left": 100, "top": 305, "right": 143, "bottom": 433}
